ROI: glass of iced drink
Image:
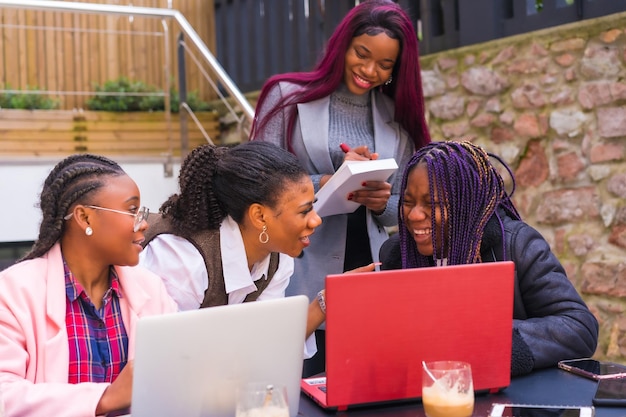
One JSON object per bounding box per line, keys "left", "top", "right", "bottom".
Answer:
{"left": 236, "top": 383, "right": 289, "bottom": 417}
{"left": 422, "top": 361, "right": 474, "bottom": 417}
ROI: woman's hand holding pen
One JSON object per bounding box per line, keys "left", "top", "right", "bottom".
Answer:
{"left": 319, "top": 143, "right": 379, "bottom": 188}
{"left": 340, "top": 143, "right": 379, "bottom": 161}
{"left": 340, "top": 143, "right": 391, "bottom": 214}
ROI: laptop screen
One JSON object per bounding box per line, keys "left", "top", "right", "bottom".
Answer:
{"left": 320, "top": 262, "right": 514, "bottom": 409}
{"left": 131, "top": 296, "right": 309, "bottom": 417}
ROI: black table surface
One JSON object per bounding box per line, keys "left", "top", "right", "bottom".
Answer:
{"left": 296, "top": 367, "right": 626, "bottom": 417}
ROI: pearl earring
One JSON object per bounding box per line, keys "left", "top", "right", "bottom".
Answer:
{"left": 85, "top": 226, "right": 93, "bottom": 236}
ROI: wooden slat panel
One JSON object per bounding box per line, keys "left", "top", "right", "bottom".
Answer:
{"left": 0, "top": 1, "right": 217, "bottom": 109}
{"left": 83, "top": 13, "right": 94, "bottom": 100}
{"left": 53, "top": 11, "right": 66, "bottom": 109}
{"left": 0, "top": 129, "right": 213, "bottom": 142}
{"left": 0, "top": 109, "right": 219, "bottom": 157}
{"left": 72, "top": 13, "right": 84, "bottom": 108}
{"left": 88, "top": 13, "right": 100, "bottom": 88}
{"left": 79, "top": 120, "right": 218, "bottom": 132}
{"left": 63, "top": 12, "right": 75, "bottom": 109}
{"left": 119, "top": 14, "right": 132, "bottom": 80}
{"left": 78, "top": 110, "right": 218, "bottom": 122}
{"left": 0, "top": 130, "right": 82, "bottom": 140}
{"left": 3, "top": 9, "right": 20, "bottom": 89}
{"left": 17, "top": 9, "right": 27, "bottom": 89}
{"left": 106, "top": 14, "right": 119, "bottom": 81}
{"left": 1, "top": 141, "right": 82, "bottom": 153}
{"left": 133, "top": 9, "right": 148, "bottom": 85}
{"left": 0, "top": 139, "right": 212, "bottom": 157}
{"left": 0, "top": 109, "right": 76, "bottom": 120}
{"left": 34, "top": 10, "right": 46, "bottom": 90}
{"left": 24, "top": 10, "right": 37, "bottom": 88}
{"left": 0, "top": 120, "right": 76, "bottom": 130}
{"left": 0, "top": 10, "right": 4, "bottom": 85}
{"left": 0, "top": 109, "right": 217, "bottom": 122}
{"left": 44, "top": 11, "right": 58, "bottom": 103}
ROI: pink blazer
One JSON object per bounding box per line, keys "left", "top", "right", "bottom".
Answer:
{"left": 0, "top": 243, "right": 178, "bottom": 417}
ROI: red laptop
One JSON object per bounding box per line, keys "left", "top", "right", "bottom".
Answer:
{"left": 301, "top": 261, "right": 515, "bottom": 411}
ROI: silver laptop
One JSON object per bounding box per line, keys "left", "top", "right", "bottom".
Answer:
{"left": 130, "top": 295, "right": 308, "bottom": 417}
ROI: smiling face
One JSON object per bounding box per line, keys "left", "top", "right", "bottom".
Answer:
{"left": 402, "top": 164, "right": 448, "bottom": 257}
{"left": 264, "top": 176, "right": 322, "bottom": 258}
{"left": 85, "top": 174, "right": 147, "bottom": 266}
{"left": 343, "top": 31, "right": 399, "bottom": 95}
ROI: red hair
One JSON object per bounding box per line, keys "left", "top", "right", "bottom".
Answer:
{"left": 250, "top": 0, "right": 431, "bottom": 151}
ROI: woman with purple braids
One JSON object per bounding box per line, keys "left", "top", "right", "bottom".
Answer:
{"left": 380, "top": 141, "right": 598, "bottom": 376}
{"left": 251, "top": 0, "right": 431, "bottom": 376}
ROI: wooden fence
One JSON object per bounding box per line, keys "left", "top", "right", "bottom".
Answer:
{"left": 0, "top": 0, "right": 216, "bottom": 110}
{"left": 0, "top": 108, "right": 220, "bottom": 157}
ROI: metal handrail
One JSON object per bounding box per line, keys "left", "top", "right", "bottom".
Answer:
{"left": 181, "top": 102, "right": 215, "bottom": 146}
{"left": 0, "top": 0, "right": 255, "bottom": 125}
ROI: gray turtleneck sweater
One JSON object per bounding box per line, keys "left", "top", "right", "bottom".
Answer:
{"left": 319, "top": 84, "right": 375, "bottom": 189}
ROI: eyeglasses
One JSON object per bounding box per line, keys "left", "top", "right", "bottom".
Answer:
{"left": 64, "top": 205, "right": 149, "bottom": 232}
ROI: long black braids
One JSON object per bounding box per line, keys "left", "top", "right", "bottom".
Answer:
{"left": 160, "top": 141, "right": 308, "bottom": 235}
{"left": 399, "top": 141, "right": 521, "bottom": 268}
{"left": 21, "top": 154, "right": 126, "bottom": 261}
{"left": 160, "top": 144, "right": 228, "bottom": 233}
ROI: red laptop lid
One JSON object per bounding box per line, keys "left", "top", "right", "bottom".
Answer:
{"left": 324, "top": 261, "right": 514, "bottom": 409}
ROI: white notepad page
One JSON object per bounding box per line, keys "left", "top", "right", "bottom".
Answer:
{"left": 314, "top": 158, "right": 398, "bottom": 217}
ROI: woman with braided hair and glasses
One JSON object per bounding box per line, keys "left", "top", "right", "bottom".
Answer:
{"left": 0, "top": 154, "right": 177, "bottom": 416}
{"left": 380, "top": 141, "right": 598, "bottom": 377}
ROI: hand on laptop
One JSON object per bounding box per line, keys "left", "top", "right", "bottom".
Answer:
{"left": 306, "top": 263, "right": 379, "bottom": 337}
{"left": 96, "top": 360, "right": 133, "bottom": 415}
{"left": 345, "top": 262, "right": 379, "bottom": 274}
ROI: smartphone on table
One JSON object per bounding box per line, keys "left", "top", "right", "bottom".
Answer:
{"left": 557, "top": 358, "right": 626, "bottom": 380}
{"left": 489, "top": 403, "right": 595, "bottom": 417}
{"left": 592, "top": 377, "right": 626, "bottom": 407}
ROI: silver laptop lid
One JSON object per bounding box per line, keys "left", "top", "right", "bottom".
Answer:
{"left": 131, "top": 295, "right": 308, "bottom": 417}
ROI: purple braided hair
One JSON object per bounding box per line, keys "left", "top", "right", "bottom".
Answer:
{"left": 399, "top": 141, "right": 521, "bottom": 268}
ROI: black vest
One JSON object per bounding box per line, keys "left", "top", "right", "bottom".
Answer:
{"left": 143, "top": 215, "right": 279, "bottom": 307}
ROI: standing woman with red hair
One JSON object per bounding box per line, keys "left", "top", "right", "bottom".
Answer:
{"left": 251, "top": 0, "right": 431, "bottom": 376}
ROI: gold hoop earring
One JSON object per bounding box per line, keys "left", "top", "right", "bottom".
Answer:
{"left": 85, "top": 226, "right": 93, "bottom": 236}
{"left": 259, "top": 225, "right": 269, "bottom": 244}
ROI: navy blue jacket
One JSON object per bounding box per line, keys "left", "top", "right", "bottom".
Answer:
{"left": 380, "top": 211, "right": 599, "bottom": 376}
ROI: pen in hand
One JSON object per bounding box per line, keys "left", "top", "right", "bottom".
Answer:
{"left": 340, "top": 143, "right": 378, "bottom": 160}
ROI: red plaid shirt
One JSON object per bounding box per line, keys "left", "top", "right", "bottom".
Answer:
{"left": 64, "top": 261, "right": 129, "bottom": 383}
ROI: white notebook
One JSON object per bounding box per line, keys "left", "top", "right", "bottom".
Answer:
{"left": 314, "top": 158, "right": 398, "bottom": 217}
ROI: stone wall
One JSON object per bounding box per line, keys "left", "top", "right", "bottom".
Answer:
{"left": 418, "top": 12, "right": 626, "bottom": 363}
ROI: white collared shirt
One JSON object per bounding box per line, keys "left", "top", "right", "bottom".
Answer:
{"left": 139, "top": 216, "right": 317, "bottom": 357}
{"left": 139, "top": 215, "right": 293, "bottom": 310}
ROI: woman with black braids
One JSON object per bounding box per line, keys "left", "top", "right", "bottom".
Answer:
{"left": 0, "top": 154, "right": 177, "bottom": 416}
{"left": 380, "top": 141, "right": 598, "bottom": 377}
{"left": 140, "top": 141, "right": 346, "bottom": 354}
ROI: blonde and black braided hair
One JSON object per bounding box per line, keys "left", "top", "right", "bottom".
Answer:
{"left": 399, "top": 141, "right": 521, "bottom": 268}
